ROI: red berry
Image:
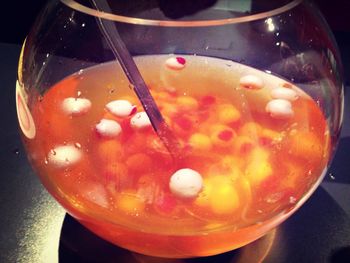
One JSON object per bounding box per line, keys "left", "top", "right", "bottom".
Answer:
{"left": 218, "top": 130, "right": 233, "bottom": 141}
{"left": 176, "top": 57, "right": 186, "bottom": 65}
{"left": 174, "top": 116, "right": 192, "bottom": 130}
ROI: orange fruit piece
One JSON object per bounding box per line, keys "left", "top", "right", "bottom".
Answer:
{"left": 239, "top": 122, "right": 262, "bottom": 140}
{"left": 117, "top": 192, "right": 145, "bottom": 215}
{"left": 245, "top": 148, "right": 272, "bottom": 186}
{"left": 96, "top": 140, "right": 123, "bottom": 165}
{"left": 126, "top": 153, "right": 153, "bottom": 173}
{"left": 189, "top": 133, "right": 212, "bottom": 151}
{"left": 287, "top": 130, "right": 324, "bottom": 164}
{"left": 217, "top": 104, "right": 241, "bottom": 124}
{"left": 176, "top": 96, "right": 199, "bottom": 111}
{"left": 196, "top": 176, "right": 240, "bottom": 215}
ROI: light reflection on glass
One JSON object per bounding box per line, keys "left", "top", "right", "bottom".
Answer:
{"left": 266, "top": 18, "right": 276, "bottom": 32}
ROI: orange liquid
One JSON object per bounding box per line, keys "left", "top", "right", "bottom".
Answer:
{"left": 24, "top": 55, "right": 330, "bottom": 258}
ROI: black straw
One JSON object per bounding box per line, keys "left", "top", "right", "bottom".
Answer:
{"left": 90, "top": 0, "right": 182, "bottom": 159}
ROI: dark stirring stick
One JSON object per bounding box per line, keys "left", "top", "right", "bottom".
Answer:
{"left": 90, "top": 0, "right": 182, "bottom": 159}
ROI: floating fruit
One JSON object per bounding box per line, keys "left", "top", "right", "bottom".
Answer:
{"left": 169, "top": 168, "right": 203, "bottom": 199}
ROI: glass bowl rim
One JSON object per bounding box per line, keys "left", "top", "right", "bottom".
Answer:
{"left": 60, "top": 0, "right": 303, "bottom": 27}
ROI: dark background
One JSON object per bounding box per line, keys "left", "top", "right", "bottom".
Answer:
{"left": 1, "top": 0, "right": 350, "bottom": 44}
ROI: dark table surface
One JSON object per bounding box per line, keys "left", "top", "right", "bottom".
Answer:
{"left": 1, "top": 41, "right": 349, "bottom": 263}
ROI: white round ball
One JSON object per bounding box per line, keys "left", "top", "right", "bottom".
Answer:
{"left": 130, "top": 111, "right": 152, "bottom": 129}
{"left": 106, "top": 100, "right": 136, "bottom": 117}
{"left": 165, "top": 57, "right": 186, "bottom": 70}
{"left": 62, "top": 97, "right": 91, "bottom": 116}
{"left": 169, "top": 168, "right": 203, "bottom": 198}
{"left": 48, "top": 145, "right": 82, "bottom": 168}
{"left": 266, "top": 99, "right": 294, "bottom": 119}
{"left": 96, "top": 119, "right": 122, "bottom": 138}
{"left": 239, "top": 75, "right": 264, "bottom": 90}
{"left": 270, "top": 87, "right": 298, "bottom": 101}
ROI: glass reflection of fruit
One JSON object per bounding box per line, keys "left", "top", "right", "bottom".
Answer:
{"left": 16, "top": 0, "right": 343, "bottom": 258}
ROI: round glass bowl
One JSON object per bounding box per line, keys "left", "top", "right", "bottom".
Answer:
{"left": 17, "top": 0, "right": 343, "bottom": 258}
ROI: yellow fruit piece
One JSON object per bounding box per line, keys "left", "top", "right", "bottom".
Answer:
{"left": 176, "top": 96, "right": 199, "bottom": 111}
{"left": 117, "top": 192, "right": 145, "bottom": 215}
{"left": 196, "top": 176, "right": 240, "bottom": 214}
{"left": 189, "top": 133, "right": 212, "bottom": 151}
{"left": 245, "top": 147, "right": 272, "bottom": 185}
{"left": 249, "top": 147, "right": 269, "bottom": 162}
{"left": 218, "top": 104, "right": 241, "bottom": 124}
{"left": 245, "top": 160, "right": 272, "bottom": 186}
{"left": 209, "top": 176, "right": 240, "bottom": 214}
{"left": 239, "top": 122, "right": 262, "bottom": 139}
